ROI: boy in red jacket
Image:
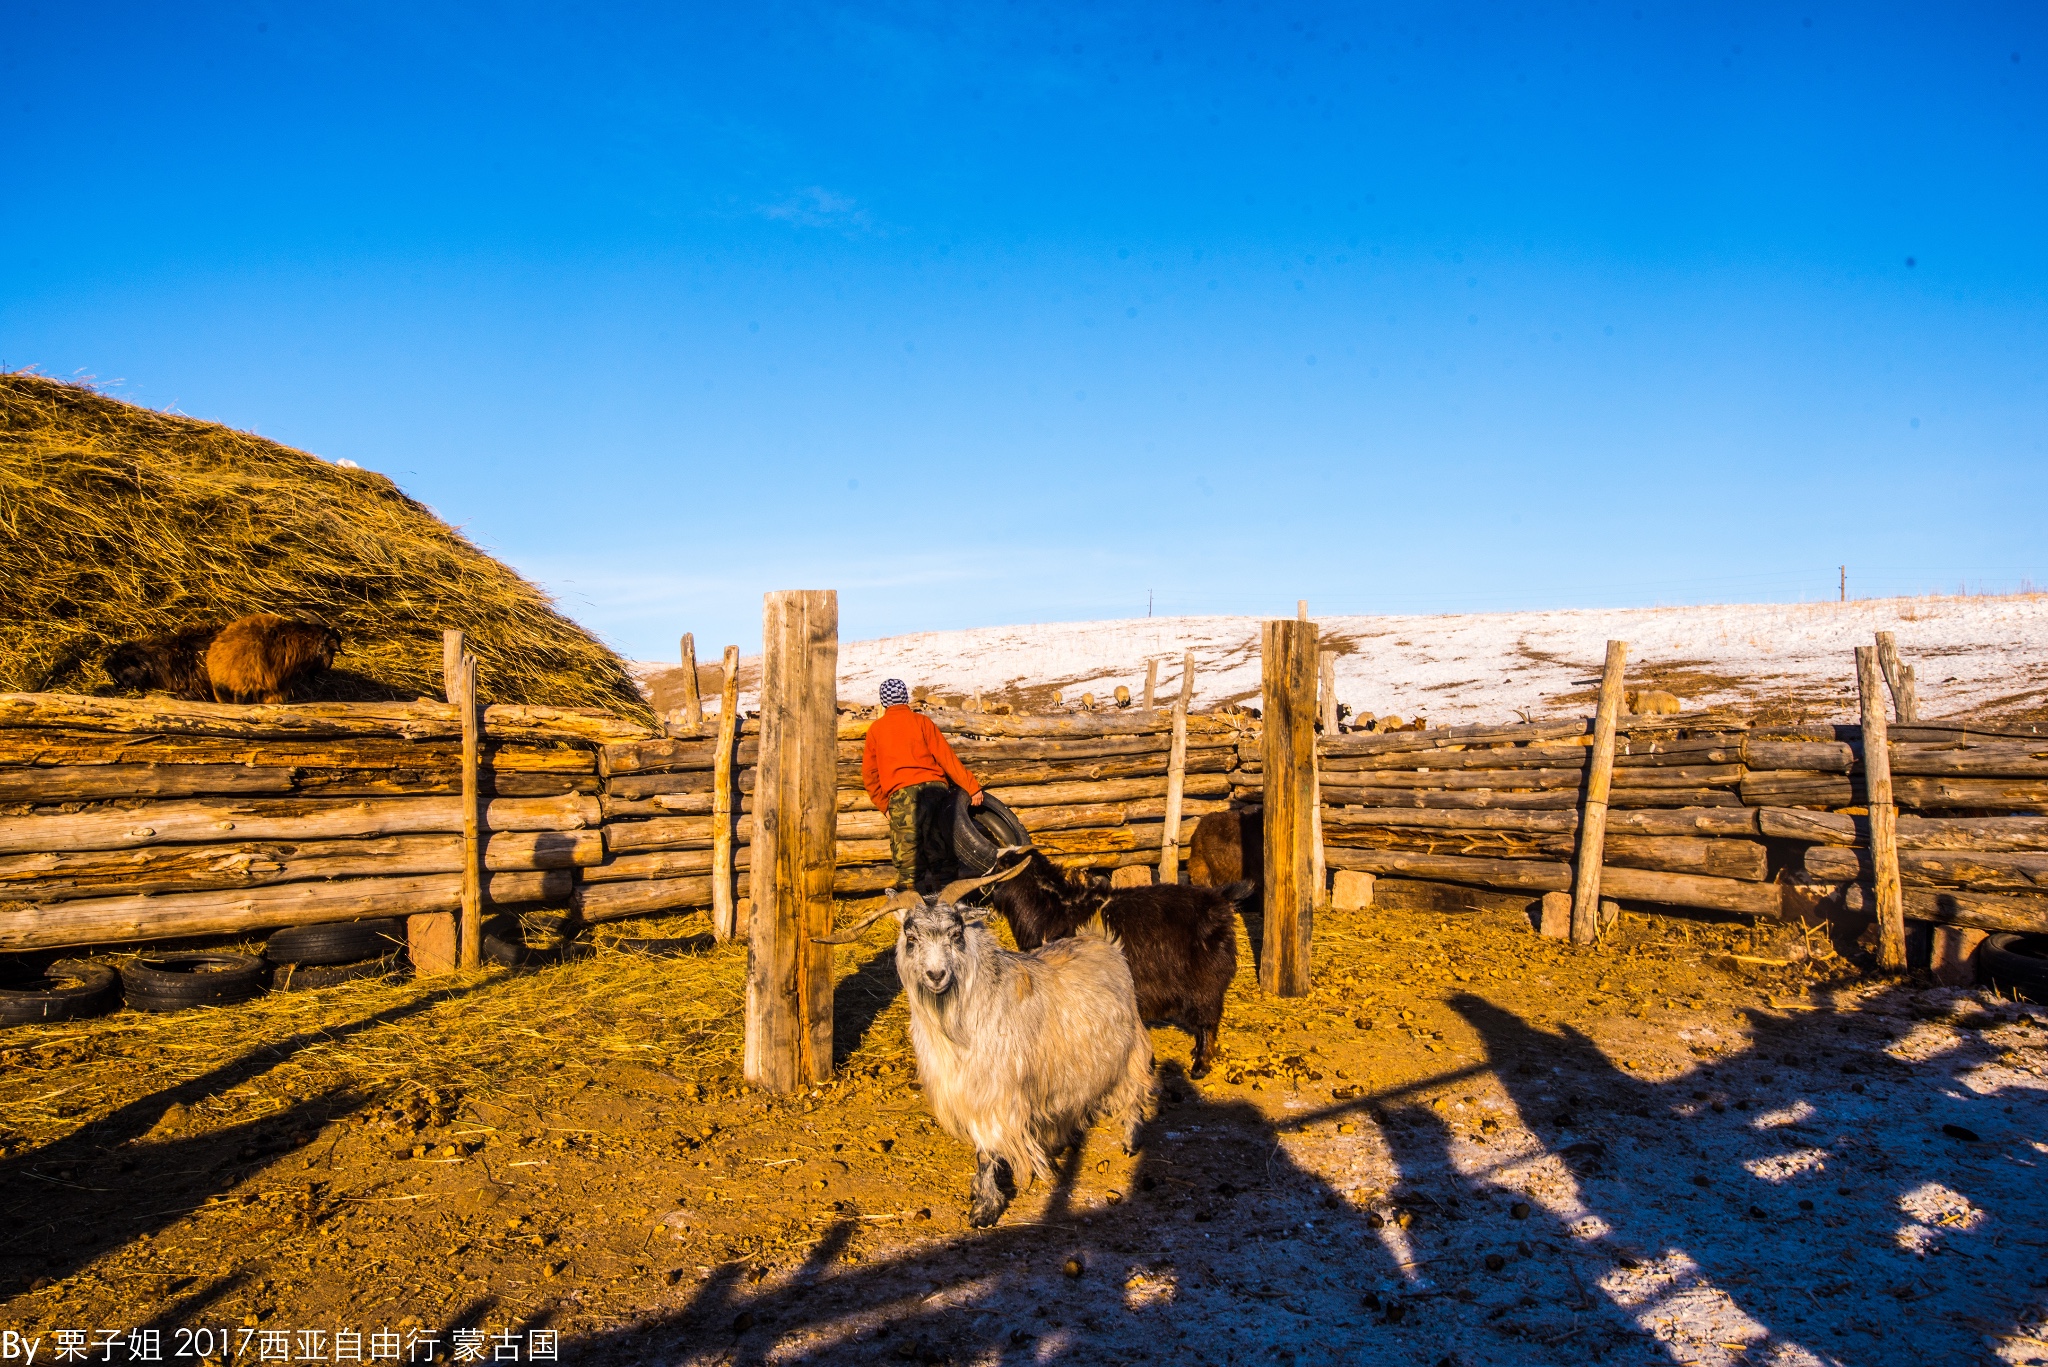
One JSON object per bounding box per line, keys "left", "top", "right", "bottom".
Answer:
{"left": 861, "top": 678, "right": 985, "bottom": 893}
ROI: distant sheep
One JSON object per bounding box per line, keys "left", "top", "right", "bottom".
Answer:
{"left": 1189, "top": 807, "right": 1263, "bottom": 894}
{"left": 1113, "top": 685, "right": 1132, "bottom": 709}
{"left": 1626, "top": 688, "right": 1682, "bottom": 715}
{"left": 104, "top": 625, "right": 222, "bottom": 700}
{"left": 205, "top": 614, "right": 341, "bottom": 704}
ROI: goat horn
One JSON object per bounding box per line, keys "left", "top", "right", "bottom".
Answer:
{"left": 812, "top": 889, "right": 920, "bottom": 945}
{"left": 934, "top": 857, "right": 1033, "bottom": 905}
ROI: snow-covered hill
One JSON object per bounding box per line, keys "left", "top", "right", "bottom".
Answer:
{"left": 636, "top": 594, "right": 2048, "bottom": 727}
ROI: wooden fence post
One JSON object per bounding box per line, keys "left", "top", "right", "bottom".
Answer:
{"left": 1261, "top": 619, "right": 1317, "bottom": 995}
{"left": 1143, "top": 659, "right": 1159, "bottom": 712}
{"left": 679, "top": 633, "right": 703, "bottom": 735}
{"left": 1857, "top": 646, "right": 1907, "bottom": 970}
{"left": 1318, "top": 649, "right": 1338, "bottom": 734}
{"left": 455, "top": 644, "right": 482, "bottom": 971}
{"left": 711, "top": 643, "right": 742, "bottom": 942}
{"left": 442, "top": 630, "right": 464, "bottom": 706}
{"left": 1570, "top": 640, "right": 1628, "bottom": 944}
{"left": 1159, "top": 699, "right": 1188, "bottom": 884}
{"left": 1875, "top": 632, "right": 1919, "bottom": 724}
{"left": 745, "top": 591, "right": 839, "bottom": 1093}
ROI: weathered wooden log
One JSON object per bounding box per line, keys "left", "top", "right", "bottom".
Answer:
{"left": 1316, "top": 786, "right": 1575, "bottom": 810}
{"left": 0, "top": 693, "right": 649, "bottom": 744}
{"left": 964, "top": 747, "right": 1233, "bottom": 787}
{"left": 1903, "top": 887, "right": 2048, "bottom": 935}
{"left": 1314, "top": 764, "right": 1744, "bottom": 792}
{"left": 604, "top": 814, "right": 714, "bottom": 853}
{"left": 581, "top": 846, "right": 750, "bottom": 883}
{"left": 1324, "top": 828, "right": 1768, "bottom": 881}
{"left": 0, "top": 793, "right": 601, "bottom": 856}
{"left": 0, "top": 765, "right": 592, "bottom": 804}
{"left": 1889, "top": 743, "right": 2048, "bottom": 777}
{"left": 575, "top": 875, "right": 714, "bottom": 923}
{"left": 1372, "top": 878, "right": 1541, "bottom": 917}
{"left": 1856, "top": 645, "right": 1906, "bottom": 970}
{"left": 1598, "top": 865, "right": 1785, "bottom": 918}
{"left": 710, "top": 644, "right": 742, "bottom": 942}
{"left": 1323, "top": 846, "right": 1784, "bottom": 916}
{"left": 1321, "top": 806, "right": 1760, "bottom": 836}
{"left": 1326, "top": 847, "right": 1571, "bottom": 891}
{"left": 1261, "top": 620, "right": 1317, "bottom": 997}
{"left": 455, "top": 641, "right": 482, "bottom": 973}
{"left": 1319, "top": 719, "right": 1588, "bottom": 758}
{"left": 1763, "top": 809, "right": 2048, "bottom": 852}
{"left": 0, "top": 733, "right": 596, "bottom": 773}
{"left": 606, "top": 769, "right": 716, "bottom": 801}
{"left": 1740, "top": 771, "right": 1859, "bottom": 808}
{"left": 910, "top": 707, "right": 1236, "bottom": 741}
{"left": 1744, "top": 741, "right": 1854, "bottom": 773}
{"left": 746, "top": 588, "right": 839, "bottom": 1093}
{"left": 0, "top": 867, "right": 575, "bottom": 951}
{"left": 1893, "top": 777, "right": 2048, "bottom": 811}
{"left": 1033, "top": 823, "right": 1192, "bottom": 858}
{"left": 1890, "top": 721, "right": 2048, "bottom": 743}
{"left": 0, "top": 765, "right": 299, "bottom": 801}
{"left": 987, "top": 773, "right": 1231, "bottom": 808}
{"left": 1803, "top": 844, "right": 2048, "bottom": 892}
{"left": 0, "top": 828, "right": 601, "bottom": 902}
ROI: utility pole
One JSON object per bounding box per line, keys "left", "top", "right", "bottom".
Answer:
{"left": 1148, "top": 589, "right": 1153, "bottom": 618}
{"left": 1840, "top": 566, "right": 1846, "bottom": 603}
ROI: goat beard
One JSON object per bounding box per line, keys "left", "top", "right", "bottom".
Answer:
{"left": 899, "top": 948, "right": 981, "bottom": 1050}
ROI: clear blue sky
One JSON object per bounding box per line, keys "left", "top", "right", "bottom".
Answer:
{"left": 5, "top": 2, "right": 2043, "bottom": 660}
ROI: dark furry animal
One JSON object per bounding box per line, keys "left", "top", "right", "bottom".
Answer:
{"left": 104, "top": 625, "right": 223, "bottom": 700}
{"left": 1189, "top": 806, "right": 1263, "bottom": 893}
{"left": 986, "top": 848, "right": 1248, "bottom": 1078}
{"left": 205, "top": 614, "right": 341, "bottom": 704}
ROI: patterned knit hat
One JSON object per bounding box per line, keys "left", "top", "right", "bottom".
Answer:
{"left": 879, "top": 678, "right": 910, "bottom": 708}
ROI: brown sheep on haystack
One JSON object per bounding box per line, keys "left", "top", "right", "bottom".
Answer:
{"left": 205, "top": 614, "right": 342, "bottom": 704}
{"left": 104, "top": 625, "right": 223, "bottom": 700}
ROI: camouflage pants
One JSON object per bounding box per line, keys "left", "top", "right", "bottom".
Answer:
{"left": 887, "top": 781, "right": 951, "bottom": 892}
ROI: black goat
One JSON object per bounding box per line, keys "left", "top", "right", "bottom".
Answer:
{"left": 984, "top": 848, "right": 1249, "bottom": 1079}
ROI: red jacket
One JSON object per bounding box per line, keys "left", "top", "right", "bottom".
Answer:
{"left": 861, "top": 705, "right": 981, "bottom": 810}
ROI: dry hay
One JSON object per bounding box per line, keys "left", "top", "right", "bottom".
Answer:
{"left": 0, "top": 373, "right": 651, "bottom": 720}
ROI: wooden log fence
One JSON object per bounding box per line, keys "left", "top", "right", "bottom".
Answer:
{"left": 5, "top": 615, "right": 2044, "bottom": 974}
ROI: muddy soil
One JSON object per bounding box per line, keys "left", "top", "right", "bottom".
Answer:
{"left": 3, "top": 902, "right": 2045, "bottom": 1366}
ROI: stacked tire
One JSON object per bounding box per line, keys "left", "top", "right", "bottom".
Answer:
{"left": 1981, "top": 934, "right": 2048, "bottom": 1005}
{"left": 267, "top": 918, "right": 406, "bottom": 990}
{"left": 119, "top": 952, "right": 269, "bottom": 1012}
{"left": 1, "top": 959, "right": 120, "bottom": 1025}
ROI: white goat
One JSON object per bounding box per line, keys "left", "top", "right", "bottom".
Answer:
{"left": 818, "top": 867, "right": 1155, "bottom": 1226}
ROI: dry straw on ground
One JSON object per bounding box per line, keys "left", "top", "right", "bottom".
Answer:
{"left": 0, "top": 373, "right": 649, "bottom": 719}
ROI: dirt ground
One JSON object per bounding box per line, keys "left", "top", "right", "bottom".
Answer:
{"left": 4, "top": 899, "right": 2047, "bottom": 1367}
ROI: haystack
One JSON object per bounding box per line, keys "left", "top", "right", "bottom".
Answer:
{"left": 0, "top": 374, "right": 652, "bottom": 720}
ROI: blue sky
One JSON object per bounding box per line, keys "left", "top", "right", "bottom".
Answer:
{"left": 5, "top": 2, "right": 2044, "bottom": 661}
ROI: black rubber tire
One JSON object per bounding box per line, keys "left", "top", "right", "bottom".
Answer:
{"left": 1980, "top": 933, "right": 2048, "bottom": 1004}
{"left": 273, "top": 953, "right": 406, "bottom": 991}
{"left": 0, "top": 959, "right": 120, "bottom": 1025}
{"left": 266, "top": 918, "right": 404, "bottom": 966}
{"left": 950, "top": 790, "right": 1032, "bottom": 877}
{"left": 120, "top": 952, "right": 268, "bottom": 1011}
{"left": 478, "top": 913, "right": 528, "bottom": 968}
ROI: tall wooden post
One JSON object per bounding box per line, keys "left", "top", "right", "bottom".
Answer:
{"left": 1297, "top": 599, "right": 1308, "bottom": 621}
{"left": 454, "top": 642, "right": 482, "bottom": 972}
{"left": 1857, "top": 646, "right": 1907, "bottom": 970}
{"left": 679, "top": 633, "right": 703, "bottom": 734}
{"left": 745, "top": 591, "right": 839, "bottom": 1093}
{"left": 1179, "top": 650, "right": 1195, "bottom": 712}
{"left": 1875, "top": 632, "right": 1918, "bottom": 724}
{"left": 1159, "top": 699, "right": 1188, "bottom": 884}
{"left": 711, "top": 644, "right": 742, "bottom": 942}
{"left": 1570, "top": 641, "right": 1628, "bottom": 944}
{"left": 1143, "top": 658, "right": 1159, "bottom": 712}
{"left": 1261, "top": 619, "right": 1317, "bottom": 995}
